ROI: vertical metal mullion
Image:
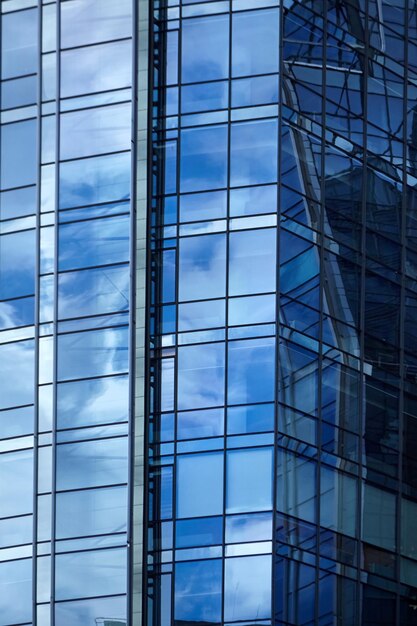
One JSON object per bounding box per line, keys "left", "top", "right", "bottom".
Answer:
{"left": 50, "top": 2, "right": 61, "bottom": 624}
{"left": 32, "top": 2, "right": 42, "bottom": 624}
{"left": 273, "top": 0, "right": 283, "bottom": 622}
{"left": 127, "top": 0, "right": 139, "bottom": 620}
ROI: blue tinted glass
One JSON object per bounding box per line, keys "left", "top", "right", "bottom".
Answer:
{"left": 1, "top": 75, "right": 37, "bottom": 110}
{"left": 227, "top": 448, "right": 273, "bottom": 513}
{"left": 58, "top": 216, "right": 129, "bottom": 270}
{"left": 232, "top": 8, "right": 279, "bottom": 77}
{"left": 277, "top": 451, "right": 316, "bottom": 524}
{"left": 229, "top": 229, "right": 276, "bottom": 296}
{"left": 61, "top": 40, "right": 131, "bottom": 98}
{"left": 61, "top": 0, "right": 132, "bottom": 48}
{"left": 225, "top": 512, "right": 272, "bottom": 543}
{"left": 59, "top": 152, "right": 130, "bottom": 209}
{"left": 1, "top": 119, "right": 37, "bottom": 189}
{"left": 179, "top": 234, "right": 226, "bottom": 301}
{"left": 55, "top": 596, "right": 126, "bottom": 626}
{"left": 175, "top": 559, "right": 222, "bottom": 624}
{"left": 177, "top": 408, "right": 224, "bottom": 440}
{"left": 180, "top": 190, "right": 227, "bottom": 222}
{"left": 0, "top": 295, "right": 34, "bottom": 330}
{"left": 232, "top": 75, "right": 279, "bottom": 108}
{"left": 228, "top": 338, "right": 275, "bottom": 404}
{"left": 57, "top": 375, "right": 129, "bottom": 429}
{"left": 180, "top": 125, "right": 228, "bottom": 192}
{"left": 56, "top": 437, "right": 128, "bottom": 490}
{"left": 231, "top": 119, "right": 278, "bottom": 186}
{"left": 179, "top": 299, "right": 225, "bottom": 331}
{"left": 0, "top": 449, "right": 33, "bottom": 517}
{"left": 58, "top": 265, "right": 129, "bottom": 319}
{"left": 182, "top": 15, "right": 229, "bottom": 82}
{"left": 56, "top": 485, "right": 127, "bottom": 539}
{"left": 176, "top": 517, "right": 223, "bottom": 548}
{"left": 0, "top": 515, "right": 32, "bottom": 548}
{"left": 229, "top": 184, "right": 277, "bottom": 217}
{"left": 0, "top": 339, "right": 34, "bottom": 410}
{"left": 58, "top": 326, "right": 129, "bottom": 381}
{"left": 227, "top": 403, "right": 274, "bottom": 434}
{"left": 177, "top": 452, "right": 223, "bottom": 518}
{"left": 181, "top": 81, "right": 228, "bottom": 114}
{"left": 0, "top": 405, "right": 33, "bottom": 439}
{"left": 0, "top": 558, "right": 32, "bottom": 625}
{"left": 229, "top": 294, "right": 276, "bottom": 326}
{"left": 55, "top": 548, "right": 126, "bottom": 600}
{"left": 178, "top": 343, "right": 225, "bottom": 410}
{"left": 60, "top": 103, "right": 131, "bottom": 160}
{"left": 0, "top": 186, "right": 36, "bottom": 220}
{"left": 1, "top": 9, "right": 37, "bottom": 79}
{"left": 225, "top": 555, "right": 272, "bottom": 620}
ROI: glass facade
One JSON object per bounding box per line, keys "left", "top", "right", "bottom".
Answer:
{"left": 146, "top": 1, "right": 417, "bottom": 626}
{"left": 1, "top": 0, "right": 417, "bottom": 625}
{"left": 0, "top": 0, "right": 134, "bottom": 624}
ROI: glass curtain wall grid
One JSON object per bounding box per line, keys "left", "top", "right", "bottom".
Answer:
{"left": 0, "top": 0, "right": 138, "bottom": 625}
{"left": 146, "top": 1, "right": 417, "bottom": 626}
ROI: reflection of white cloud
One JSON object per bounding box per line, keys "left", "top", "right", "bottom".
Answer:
{"left": 179, "top": 234, "right": 226, "bottom": 301}
{"left": 225, "top": 555, "right": 271, "bottom": 621}
{"left": 178, "top": 343, "right": 225, "bottom": 410}
{"left": 0, "top": 339, "right": 34, "bottom": 409}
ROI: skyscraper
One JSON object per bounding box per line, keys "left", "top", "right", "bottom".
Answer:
{"left": 0, "top": 0, "right": 416, "bottom": 625}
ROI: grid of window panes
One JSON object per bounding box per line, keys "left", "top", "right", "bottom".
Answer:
{"left": 0, "top": 1, "right": 134, "bottom": 624}
{"left": 147, "top": 0, "right": 417, "bottom": 625}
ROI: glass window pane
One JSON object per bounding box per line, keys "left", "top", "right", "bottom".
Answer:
{"left": 56, "top": 485, "right": 127, "bottom": 539}
{"left": 277, "top": 451, "right": 316, "bottom": 524}
{"left": 225, "top": 512, "right": 272, "bottom": 543}
{"left": 57, "top": 375, "right": 129, "bottom": 429}
{"left": 175, "top": 559, "right": 222, "bottom": 624}
{"left": 0, "top": 186, "right": 37, "bottom": 221}
{"left": 1, "top": 119, "right": 37, "bottom": 189}
{"left": 1, "top": 9, "right": 37, "bottom": 79}
{"left": 232, "top": 8, "right": 279, "bottom": 77}
{"left": 0, "top": 558, "right": 32, "bottom": 625}
{"left": 58, "top": 265, "right": 129, "bottom": 319}
{"left": 179, "top": 299, "right": 225, "bottom": 331}
{"left": 177, "top": 452, "right": 223, "bottom": 518}
{"left": 58, "top": 215, "right": 129, "bottom": 271}
{"left": 363, "top": 484, "right": 396, "bottom": 551}
{"left": 55, "top": 596, "right": 126, "bottom": 626}
{"left": 55, "top": 548, "right": 126, "bottom": 600}
{"left": 228, "top": 338, "right": 275, "bottom": 405}
{"left": 320, "top": 466, "right": 357, "bottom": 538}
{"left": 179, "top": 234, "right": 226, "bottom": 301}
{"left": 60, "top": 103, "right": 131, "bottom": 160}
{"left": 0, "top": 339, "right": 34, "bottom": 410}
{"left": 61, "top": 0, "right": 132, "bottom": 48}
{"left": 229, "top": 294, "right": 276, "bottom": 326}
{"left": 56, "top": 437, "right": 128, "bottom": 490}
{"left": 0, "top": 405, "right": 33, "bottom": 439}
{"left": 0, "top": 230, "right": 35, "bottom": 300}
{"left": 180, "top": 125, "right": 228, "bottom": 192}
{"left": 1, "top": 75, "right": 37, "bottom": 110}
{"left": 227, "top": 448, "right": 273, "bottom": 513}
{"left": 182, "top": 15, "right": 229, "bottom": 83}
{"left": 225, "top": 555, "right": 271, "bottom": 621}
{"left": 58, "top": 326, "right": 129, "bottom": 381}
{"left": 61, "top": 40, "right": 131, "bottom": 98}
{"left": 178, "top": 343, "right": 225, "bottom": 410}
{"left": 180, "top": 190, "right": 227, "bottom": 222}
{"left": 231, "top": 119, "right": 278, "bottom": 187}
{"left": 0, "top": 515, "right": 32, "bottom": 549}
{"left": 229, "top": 229, "right": 276, "bottom": 296}
{"left": 59, "top": 152, "right": 131, "bottom": 209}
{"left": 0, "top": 449, "right": 33, "bottom": 517}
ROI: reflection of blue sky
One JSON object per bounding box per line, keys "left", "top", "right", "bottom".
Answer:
{"left": 57, "top": 375, "right": 129, "bottom": 429}
{"left": 61, "top": 0, "right": 131, "bottom": 48}
{"left": 55, "top": 548, "right": 126, "bottom": 601}
{"left": 230, "top": 119, "right": 278, "bottom": 187}
{"left": 175, "top": 559, "right": 222, "bottom": 623}
{"left": 179, "top": 234, "right": 226, "bottom": 301}
{"left": 232, "top": 9, "right": 279, "bottom": 77}
{"left": 56, "top": 436, "right": 128, "bottom": 491}
{"left": 0, "top": 339, "right": 34, "bottom": 409}
{"left": 61, "top": 40, "right": 131, "bottom": 98}
{"left": 58, "top": 326, "right": 128, "bottom": 381}
{"left": 55, "top": 595, "right": 126, "bottom": 626}
{"left": 1, "top": 119, "right": 36, "bottom": 189}
{"left": 1, "top": 9, "right": 37, "bottom": 79}
{"left": 177, "top": 407, "right": 224, "bottom": 439}
{"left": 182, "top": 15, "right": 229, "bottom": 82}
{"left": 178, "top": 342, "right": 225, "bottom": 410}
{"left": 0, "top": 296, "right": 34, "bottom": 330}
{"left": 229, "top": 228, "right": 276, "bottom": 296}
{"left": 177, "top": 452, "right": 223, "bottom": 518}
{"left": 0, "top": 449, "right": 33, "bottom": 517}
{"left": 58, "top": 265, "right": 129, "bottom": 319}
{"left": 225, "top": 512, "right": 272, "bottom": 543}
{"left": 0, "top": 229, "right": 35, "bottom": 300}
{"left": 227, "top": 448, "right": 273, "bottom": 513}
{"left": 225, "top": 555, "right": 271, "bottom": 621}
{"left": 180, "top": 125, "right": 227, "bottom": 192}
{"left": 228, "top": 338, "right": 275, "bottom": 405}
{"left": 59, "top": 152, "right": 130, "bottom": 209}
{"left": 0, "top": 558, "right": 32, "bottom": 625}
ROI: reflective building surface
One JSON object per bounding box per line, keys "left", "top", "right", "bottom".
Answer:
{"left": 1, "top": 0, "right": 417, "bottom": 625}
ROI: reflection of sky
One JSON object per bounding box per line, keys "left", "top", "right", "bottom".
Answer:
{"left": 178, "top": 342, "right": 225, "bottom": 410}
{"left": 0, "top": 339, "right": 34, "bottom": 409}
{"left": 182, "top": 15, "right": 229, "bottom": 82}
{"left": 229, "top": 228, "right": 276, "bottom": 296}
{"left": 55, "top": 595, "right": 126, "bottom": 626}
{"left": 179, "top": 234, "right": 226, "bottom": 301}
{"left": 61, "top": 0, "right": 131, "bottom": 48}
{"left": 0, "top": 229, "right": 35, "bottom": 299}
{"left": 225, "top": 555, "right": 271, "bottom": 621}
{"left": 0, "top": 449, "right": 33, "bottom": 517}
{"left": 0, "top": 558, "right": 32, "bottom": 625}
{"left": 175, "top": 559, "right": 222, "bottom": 623}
